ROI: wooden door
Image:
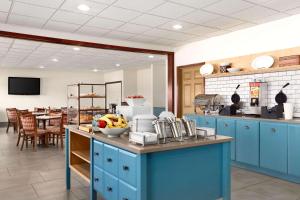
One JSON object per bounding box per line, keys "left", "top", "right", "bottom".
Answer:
{"left": 178, "top": 65, "right": 204, "bottom": 117}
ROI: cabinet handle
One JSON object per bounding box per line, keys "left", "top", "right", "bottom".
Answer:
{"left": 205, "top": 121, "right": 209, "bottom": 125}
{"left": 123, "top": 165, "right": 129, "bottom": 171}
{"left": 244, "top": 125, "right": 250, "bottom": 130}
{"left": 94, "top": 152, "right": 99, "bottom": 156}
{"left": 106, "top": 158, "right": 112, "bottom": 162}
{"left": 271, "top": 128, "right": 276, "bottom": 133}
{"left": 122, "top": 198, "right": 129, "bottom": 200}
{"left": 107, "top": 187, "right": 113, "bottom": 192}
{"left": 94, "top": 178, "right": 99, "bottom": 182}
{"left": 224, "top": 123, "right": 228, "bottom": 127}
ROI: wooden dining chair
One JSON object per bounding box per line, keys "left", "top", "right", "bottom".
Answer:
{"left": 20, "top": 114, "right": 48, "bottom": 151}
{"left": 34, "top": 107, "right": 46, "bottom": 112}
{"left": 16, "top": 109, "right": 30, "bottom": 147}
{"left": 6, "top": 108, "right": 18, "bottom": 133}
{"left": 47, "top": 113, "right": 67, "bottom": 148}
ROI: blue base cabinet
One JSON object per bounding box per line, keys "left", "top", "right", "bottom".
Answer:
{"left": 217, "top": 118, "right": 236, "bottom": 160}
{"left": 185, "top": 114, "right": 216, "bottom": 129}
{"left": 236, "top": 120, "right": 260, "bottom": 166}
{"left": 90, "top": 139, "right": 231, "bottom": 200}
{"left": 288, "top": 125, "right": 300, "bottom": 177}
{"left": 260, "top": 122, "right": 288, "bottom": 173}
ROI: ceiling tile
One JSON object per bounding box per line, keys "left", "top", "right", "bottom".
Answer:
{"left": 183, "top": 25, "right": 218, "bottom": 35}
{"left": 285, "top": 7, "right": 300, "bottom": 15}
{"left": 15, "top": 0, "right": 64, "bottom": 8}
{"left": 87, "top": 17, "right": 124, "bottom": 29}
{"left": 179, "top": 10, "right": 220, "bottom": 24}
{"left": 148, "top": 2, "right": 195, "bottom": 19}
{"left": 152, "top": 38, "right": 180, "bottom": 45}
{"left": 0, "top": 0, "right": 12, "bottom": 12}
{"left": 61, "top": 0, "right": 108, "bottom": 15}
{"left": 253, "top": 12, "right": 289, "bottom": 24}
{"left": 44, "top": 20, "right": 81, "bottom": 32}
{"left": 113, "top": 0, "right": 166, "bottom": 12}
{"left": 103, "top": 30, "right": 135, "bottom": 40}
{"left": 0, "top": 37, "right": 13, "bottom": 44}
{"left": 158, "top": 20, "right": 197, "bottom": 31}
{"left": 91, "top": 0, "right": 116, "bottom": 4}
{"left": 169, "top": 0, "right": 221, "bottom": 9}
{"left": 76, "top": 25, "right": 111, "bottom": 37}
{"left": 142, "top": 28, "right": 173, "bottom": 37}
{"left": 130, "top": 14, "right": 170, "bottom": 27}
{"left": 205, "top": 29, "right": 230, "bottom": 37}
{"left": 203, "top": 0, "right": 253, "bottom": 15}
{"left": 51, "top": 10, "right": 92, "bottom": 25}
{"left": 0, "top": 12, "right": 7, "bottom": 22}
{"left": 98, "top": 6, "right": 141, "bottom": 22}
{"left": 232, "top": 5, "right": 279, "bottom": 22}
{"left": 227, "top": 22, "right": 255, "bottom": 31}
{"left": 129, "top": 35, "right": 156, "bottom": 43}
{"left": 203, "top": 16, "right": 243, "bottom": 29}
{"left": 12, "top": 2, "right": 56, "bottom": 19}
{"left": 117, "top": 23, "right": 151, "bottom": 34}
{"left": 262, "top": 0, "right": 300, "bottom": 12}
{"left": 162, "top": 31, "right": 196, "bottom": 41}
{"left": 8, "top": 14, "right": 46, "bottom": 28}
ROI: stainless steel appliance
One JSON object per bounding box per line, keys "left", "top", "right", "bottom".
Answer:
{"left": 194, "top": 94, "right": 222, "bottom": 114}
{"left": 245, "top": 82, "right": 268, "bottom": 115}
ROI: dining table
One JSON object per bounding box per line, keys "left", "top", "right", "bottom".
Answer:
{"left": 32, "top": 111, "right": 47, "bottom": 116}
{"left": 36, "top": 115, "right": 62, "bottom": 129}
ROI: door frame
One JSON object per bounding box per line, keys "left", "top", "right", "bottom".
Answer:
{"left": 0, "top": 30, "right": 175, "bottom": 112}
{"left": 177, "top": 62, "right": 205, "bottom": 117}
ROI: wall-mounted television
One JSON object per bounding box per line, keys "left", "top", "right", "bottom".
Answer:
{"left": 8, "top": 77, "right": 40, "bottom": 95}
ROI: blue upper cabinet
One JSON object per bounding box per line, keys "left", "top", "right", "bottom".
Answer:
{"left": 260, "top": 122, "right": 288, "bottom": 173}
{"left": 236, "top": 120, "right": 260, "bottom": 166}
{"left": 217, "top": 118, "right": 236, "bottom": 160}
{"left": 288, "top": 124, "right": 300, "bottom": 177}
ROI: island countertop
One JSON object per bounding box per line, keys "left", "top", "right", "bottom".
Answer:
{"left": 65, "top": 125, "right": 232, "bottom": 154}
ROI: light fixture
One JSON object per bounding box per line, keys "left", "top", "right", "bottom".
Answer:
{"left": 92, "top": 69, "right": 99, "bottom": 72}
{"left": 115, "top": 64, "right": 121, "bottom": 67}
{"left": 148, "top": 55, "right": 154, "bottom": 58}
{"left": 77, "top": 4, "right": 90, "bottom": 12}
{"left": 73, "top": 47, "right": 80, "bottom": 51}
{"left": 39, "top": 65, "right": 45, "bottom": 69}
{"left": 173, "top": 24, "right": 183, "bottom": 30}
{"left": 52, "top": 58, "right": 58, "bottom": 62}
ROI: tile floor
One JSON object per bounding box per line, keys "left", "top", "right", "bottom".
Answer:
{"left": 1, "top": 128, "right": 300, "bottom": 200}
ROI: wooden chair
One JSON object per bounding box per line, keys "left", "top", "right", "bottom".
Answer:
{"left": 20, "top": 114, "right": 48, "bottom": 151}
{"left": 47, "top": 113, "right": 67, "bottom": 148}
{"left": 6, "top": 108, "right": 18, "bottom": 133}
{"left": 34, "top": 107, "right": 46, "bottom": 112}
{"left": 16, "top": 110, "right": 30, "bottom": 147}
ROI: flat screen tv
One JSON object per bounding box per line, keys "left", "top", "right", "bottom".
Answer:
{"left": 8, "top": 77, "right": 40, "bottom": 95}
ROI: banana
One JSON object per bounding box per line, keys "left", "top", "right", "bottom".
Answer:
{"left": 100, "top": 116, "right": 113, "bottom": 126}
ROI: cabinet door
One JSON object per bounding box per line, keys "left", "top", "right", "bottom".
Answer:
{"left": 119, "top": 180, "right": 137, "bottom": 200}
{"left": 236, "top": 120, "right": 260, "bottom": 166}
{"left": 198, "top": 116, "right": 216, "bottom": 129}
{"left": 94, "top": 140, "right": 104, "bottom": 169}
{"left": 217, "top": 118, "right": 236, "bottom": 160}
{"left": 288, "top": 124, "right": 300, "bottom": 177}
{"left": 118, "top": 149, "right": 137, "bottom": 187}
{"left": 260, "top": 122, "right": 288, "bottom": 173}
{"left": 94, "top": 166, "right": 104, "bottom": 193}
{"left": 103, "top": 144, "right": 119, "bottom": 176}
{"left": 104, "top": 172, "right": 118, "bottom": 200}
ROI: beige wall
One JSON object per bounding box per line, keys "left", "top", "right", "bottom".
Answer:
{"left": 0, "top": 68, "right": 104, "bottom": 122}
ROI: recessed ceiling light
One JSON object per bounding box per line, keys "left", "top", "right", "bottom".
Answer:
{"left": 77, "top": 4, "right": 90, "bottom": 12}
{"left": 92, "top": 69, "right": 99, "bottom": 72}
{"left": 173, "top": 24, "right": 183, "bottom": 30}
{"left": 148, "top": 55, "right": 154, "bottom": 58}
{"left": 115, "top": 64, "right": 121, "bottom": 67}
{"left": 52, "top": 58, "right": 58, "bottom": 62}
{"left": 73, "top": 47, "right": 80, "bottom": 51}
{"left": 39, "top": 65, "right": 45, "bottom": 69}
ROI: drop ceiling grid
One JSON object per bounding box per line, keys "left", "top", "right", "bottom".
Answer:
{"left": 1, "top": 0, "right": 300, "bottom": 46}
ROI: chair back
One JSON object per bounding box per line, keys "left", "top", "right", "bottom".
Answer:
{"left": 17, "top": 110, "right": 30, "bottom": 130}
{"left": 61, "top": 113, "right": 68, "bottom": 128}
{"left": 49, "top": 113, "right": 62, "bottom": 126}
{"left": 20, "top": 114, "right": 37, "bottom": 132}
{"left": 6, "top": 108, "right": 17, "bottom": 122}
{"left": 34, "top": 107, "right": 46, "bottom": 112}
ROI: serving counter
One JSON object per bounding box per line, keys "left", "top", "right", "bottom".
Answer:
{"left": 65, "top": 125, "right": 232, "bottom": 200}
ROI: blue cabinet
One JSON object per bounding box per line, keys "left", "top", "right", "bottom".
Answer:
{"left": 217, "top": 118, "right": 236, "bottom": 160}
{"left": 103, "top": 144, "right": 119, "bottom": 176}
{"left": 94, "top": 166, "right": 104, "bottom": 193}
{"left": 119, "top": 180, "right": 137, "bottom": 200}
{"left": 103, "top": 172, "right": 118, "bottom": 200}
{"left": 118, "top": 149, "right": 137, "bottom": 187}
{"left": 236, "top": 120, "right": 260, "bottom": 166}
{"left": 94, "top": 140, "right": 103, "bottom": 168}
{"left": 288, "top": 124, "right": 300, "bottom": 177}
{"left": 260, "top": 122, "right": 288, "bottom": 173}
{"left": 184, "top": 115, "right": 216, "bottom": 129}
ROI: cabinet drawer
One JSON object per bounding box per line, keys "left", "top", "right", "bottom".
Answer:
{"left": 119, "top": 180, "right": 137, "bottom": 200}
{"left": 217, "top": 118, "right": 236, "bottom": 160}
{"left": 103, "top": 144, "right": 119, "bottom": 176}
{"left": 104, "top": 172, "right": 118, "bottom": 200}
{"left": 118, "top": 149, "right": 137, "bottom": 187}
{"left": 260, "top": 122, "right": 288, "bottom": 173}
{"left": 288, "top": 125, "right": 300, "bottom": 177}
{"left": 94, "top": 166, "right": 104, "bottom": 193}
{"left": 94, "top": 140, "right": 104, "bottom": 168}
{"left": 236, "top": 120, "right": 260, "bottom": 166}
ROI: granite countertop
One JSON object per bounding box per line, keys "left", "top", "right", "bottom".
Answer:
{"left": 65, "top": 126, "right": 232, "bottom": 154}
{"left": 194, "top": 114, "right": 300, "bottom": 124}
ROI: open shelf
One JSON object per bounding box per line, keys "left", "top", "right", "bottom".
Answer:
{"left": 70, "top": 163, "right": 90, "bottom": 183}
{"left": 204, "top": 65, "right": 300, "bottom": 78}
{"left": 68, "top": 95, "right": 106, "bottom": 99}
{"left": 72, "top": 150, "right": 90, "bottom": 163}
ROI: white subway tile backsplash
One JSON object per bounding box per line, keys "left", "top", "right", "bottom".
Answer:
{"left": 205, "top": 70, "right": 300, "bottom": 116}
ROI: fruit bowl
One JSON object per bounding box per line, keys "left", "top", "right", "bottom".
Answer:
{"left": 126, "top": 98, "right": 145, "bottom": 106}
{"left": 99, "top": 127, "right": 129, "bottom": 138}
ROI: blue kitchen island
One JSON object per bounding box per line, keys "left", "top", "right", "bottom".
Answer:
{"left": 65, "top": 126, "right": 232, "bottom": 200}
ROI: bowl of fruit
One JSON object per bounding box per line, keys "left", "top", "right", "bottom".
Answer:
{"left": 126, "top": 95, "right": 145, "bottom": 106}
{"left": 96, "top": 114, "right": 129, "bottom": 138}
